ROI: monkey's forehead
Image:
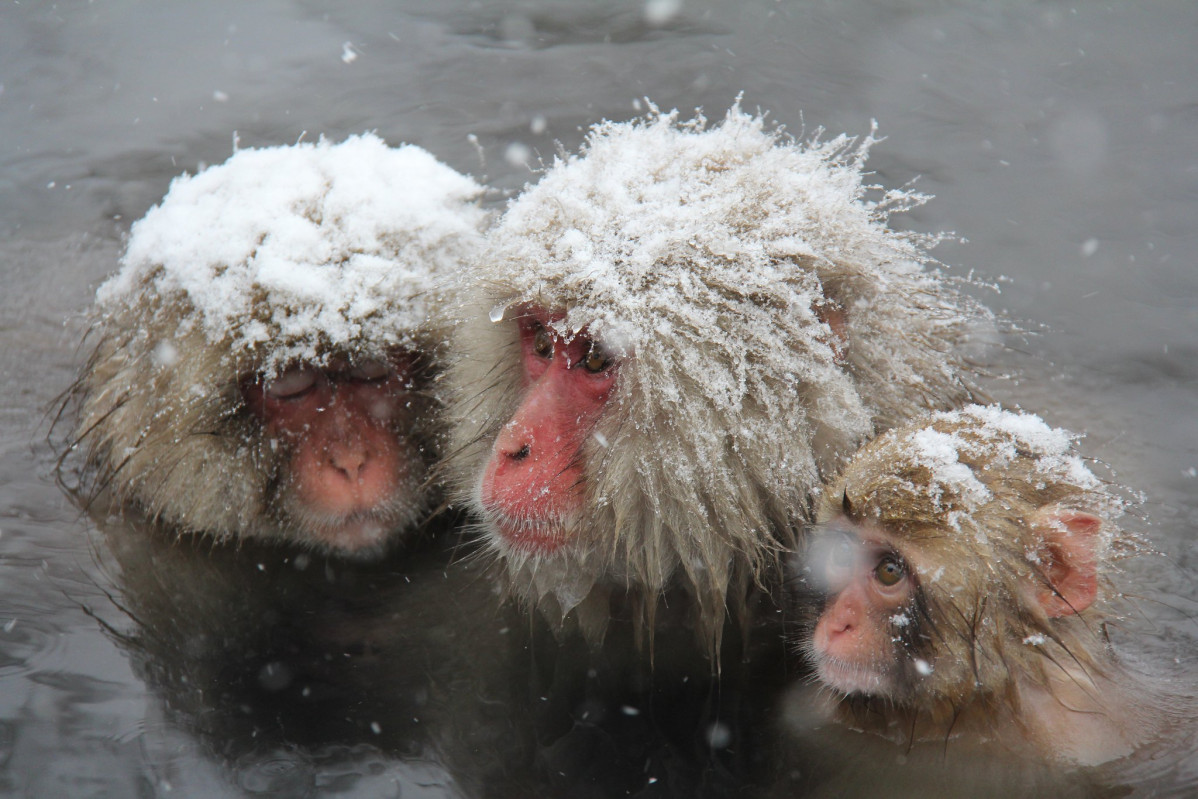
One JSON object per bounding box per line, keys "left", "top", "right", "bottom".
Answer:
{"left": 97, "top": 133, "right": 487, "bottom": 359}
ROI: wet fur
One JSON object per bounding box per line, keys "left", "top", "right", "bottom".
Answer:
{"left": 61, "top": 288, "right": 442, "bottom": 552}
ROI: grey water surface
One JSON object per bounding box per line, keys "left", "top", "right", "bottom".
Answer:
{"left": 1, "top": 1, "right": 1196, "bottom": 796}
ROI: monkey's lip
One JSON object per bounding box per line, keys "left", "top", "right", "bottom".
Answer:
{"left": 284, "top": 496, "right": 416, "bottom": 555}
{"left": 294, "top": 510, "right": 396, "bottom": 555}
{"left": 485, "top": 511, "right": 570, "bottom": 554}
{"left": 319, "top": 515, "right": 391, "bottom": 552}
{"left": 815, "top": 655, "right": 892, "bottom": 696}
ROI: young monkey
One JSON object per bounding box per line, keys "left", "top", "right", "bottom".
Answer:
{"left": 794, "top": 404, "right": 1163, "bottom": 767}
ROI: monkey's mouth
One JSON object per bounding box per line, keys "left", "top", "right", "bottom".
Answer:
{"left": 814, "top": 655, "right": 893, "bottom": 697}
{"left": 314, "top": 513, "right": 393, "bottom": 553}
{"left": 484, "top": 510, "right": 572, "bottom": 554}
{"left": 281, "top": 492, "right": 420, "bottom": 555}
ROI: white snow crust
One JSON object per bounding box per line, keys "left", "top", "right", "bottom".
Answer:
{"left": 487, "top": 103, "right": 920, "bottom": 361}
{"left": 907, "top": 404, "right": 1103, "bottom": 515}
{"left": 98, "top": 133, "right": 486, "bottom": 371}
{"left": 909, "top": 427, "right": 994, "bottom": 508}
{"left": 477, "top": 102, "right": 970, "bottom": 469}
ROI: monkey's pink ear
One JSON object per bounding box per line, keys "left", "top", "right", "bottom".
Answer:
{"left": 1031, "top": 508, "right": 1103, "bottom": 618}
{"left": 815, "top": 304, "right": 849, "bottom": 363}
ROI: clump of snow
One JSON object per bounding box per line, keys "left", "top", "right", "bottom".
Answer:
{"left": 486, "top": 103, "right": 901, "bottom": 364}
{"left": 99, "top": 133, "right": 486, "bottom": 373}
{"left": 909, "top": 427, "right": 993, "bottom": 509}
{"left": 962, "top": 404, "right": 1101, "bottom": 491}
{"left": 892, "top": 405, "right": 1106, "bottom": 522}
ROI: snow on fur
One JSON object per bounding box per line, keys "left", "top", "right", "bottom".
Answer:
{"left": 99, "top": 133, "right": 486, "bottom": 372}
{"left": 910, "top": 405, "right": 1106, "bottom": 518}
{"left": 832, "top": 404, "right": 1124, "bottom": 551}
{"left": 70, "top": 135, "right": 486, "bottom": 545}
{"left": 450, "top": 103, "right": 994, "bottom": 645}
{"left": 480, "top": 104, "right": 990, "bottom": 453}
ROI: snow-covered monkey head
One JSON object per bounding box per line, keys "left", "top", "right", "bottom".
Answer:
{"left": 447, "top": 103, "right": 991, "bottom": 647}
{"left": 69, "top": 134, "right": 487, "bottom": 555}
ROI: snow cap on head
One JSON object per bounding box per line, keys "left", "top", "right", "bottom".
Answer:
{"left": 479, "top": 101, "right": 981, "bottom": 460}
{"left": 834, "top": 404, "right": 1121, "bottom": 549}
{"left": 99, "top": 133, "right": 487, "bottom": 372}
{"left": 484, "top": 101, "right": 890, "bottom": 351}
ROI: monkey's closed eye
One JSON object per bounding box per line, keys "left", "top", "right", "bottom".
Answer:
{"left": 532, "top": 325, "right": 553, "bottom": 358}
{"left": 265, "top": 366, "right": 319, "bottom": 400}
{"left": 874, "top": 555, "right": 906, "bottom": 587}
{"left": 347, "top": 359, "right": 391, "bottom": 383}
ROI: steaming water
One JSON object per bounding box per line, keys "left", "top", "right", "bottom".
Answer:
{"left": 1, "top": 1, "right": 1195, "bottom": 796}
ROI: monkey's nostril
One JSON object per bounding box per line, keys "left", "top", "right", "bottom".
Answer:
{"left": 510, "top": 444, "right": 531, "bottom": 461}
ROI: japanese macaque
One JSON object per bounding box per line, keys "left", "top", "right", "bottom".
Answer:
{"left": 794, "top": 404, "right": 1161, "bottom": 766}
{"left": 447, "top": 103, "right": 995, "bottom": 646}
{"left": 65, "top": 134, "right": 487, "bottom": 555}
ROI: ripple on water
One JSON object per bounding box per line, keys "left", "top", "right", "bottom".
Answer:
{"left": 232, "top": 745, "right": 456, "bottom": 798}
{"left": 0, "top": 616, "right": 68, "bottom": 681}
{"left": 236, "top": 751, "right": 315, "bottom": 795}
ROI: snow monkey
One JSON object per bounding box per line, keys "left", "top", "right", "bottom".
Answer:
{"left": 447, "top": 103, "right": 994, "bottom": 646}
{"left": 66, "top": 134, "right": 487, "bottom": 555}
{"left": 796, "top": 404, "right": 1161, "bottom": 766}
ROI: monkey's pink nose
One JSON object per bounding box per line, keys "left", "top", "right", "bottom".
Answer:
{"left": 495, "top": 418, "right": 537, "bottom": 462}
{"left": 328, "top": 445, "right": 368, "bottom": 482}
{"left": 819, "top": 585, "right": 865, "bottom": 640}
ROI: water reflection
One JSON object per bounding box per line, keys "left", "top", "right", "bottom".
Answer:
{"left": 430, "top": 3, "right": 726, "bottom": 50}
{"left": 92, "top": 513, "right": 536, "bottom": 796}
{"left": 92, "top": 510, "right": 793, "bottom": 797}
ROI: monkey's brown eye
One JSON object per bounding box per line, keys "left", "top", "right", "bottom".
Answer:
{"left": 532, "top": 325, "right": 553, "bottom": 358}
{"left": 874, "top": 556, "right": 905, "bottom": 587}
{"left": 581, "top": 342, "right": 611, "bottom": 373}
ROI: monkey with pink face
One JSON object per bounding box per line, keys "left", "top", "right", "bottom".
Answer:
{"left": 790, "top": 405, "right": 1172, "bottom": 773}
{"left": 446, "top": 104, "right": 995, "bottom": 648}
{"left": 65, "top": 134, "right": 487, "bottom": 556}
